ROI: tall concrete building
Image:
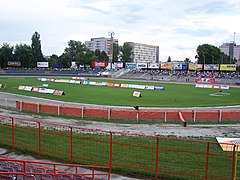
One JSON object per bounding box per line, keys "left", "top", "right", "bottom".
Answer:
{"left": 85, "top": 37, "right": 118, "bottom": 56}
{"left": 126, "top": 42, "right": 159, "bottom": 63}
{"left": 219, "top": 42, "right": 240, "bottom": 63}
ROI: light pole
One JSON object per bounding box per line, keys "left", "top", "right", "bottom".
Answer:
{"left": 212, "top": 55, "right": 214, "bottom": 64}
{"left": 108, "top": 31, "right": 115, "bottom": 74}
{"left": 203, "top": 54, "right": 205, "bottom": 64}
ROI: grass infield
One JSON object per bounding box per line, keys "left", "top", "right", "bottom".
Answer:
{"left": 0, "top": 77, "right": 240, "bottom": 107}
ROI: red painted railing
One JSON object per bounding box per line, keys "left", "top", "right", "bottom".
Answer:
{"left": 0, "top": 114, "right": 238, "bottom": 179}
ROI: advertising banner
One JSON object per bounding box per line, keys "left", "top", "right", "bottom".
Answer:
{"left": 113, "top": 83, "right": 120, "bottom": 87}
{"left": 53, "top": 90, "right": 65, "bottom": 96}
{"left": 37, "top": 62, "right": 49, "bottom": 68}
{"left": 136, "top": 63, "right": 147, "bottom": 69}
{"left": 92, "top": 61, "right": 108, "bottom": 68}
{"left": 204, "top": 64, "right": 219, "bottom": 71}
{"left": 89, "top": 81, "right": 97, "bottom": 85}
{"left": 32, "top": 87, "right": 39, "bottom": 92}
{"left": 107, "top": 83, "right": 114, "bottom": 87}
{"left": 173, "top": 64, "right": 183, "bottom": 70}
{"left": 75, "top": 81, "right": 81, "bottom": 84}
{"left": 195, "top": 78, "right": 215, "bottom": 83}
{"left": 148, "top": 63, "right": 160, "bottom": 69}
{"left": 145, "top": 86, "right": 155, "bottom": 90}
{"left": 38, "top": 88, "right": 55, "bottom": 94}
{"left": 128, "top": 84, "right": 146, "bottom": 89}
{"left": 18, "top": 86, "right": 25, "bottom": 90}
{"left": 69, "top": 80, "right": 76, "bottom": 84}
{"left": 160, "top": 63, "right": 173, "bottom": 70}
{"left": 216, "top": 137, "right": 240, "bottom": 151}
{"left": 133, "top": 91, "right": 141, "bottom": 97}
{"left": 182, "top": 64, "right": 187, "bottom": 70}
{"left": 154, "top": 86, "right": 164, "bottom": 90}
{"left": 188, "top": 63, "right": 203, "bottom": 71}
{"left": 24, "top": 86, "right": 33, "bottom": 91}
{"left": 220, "top": 64, "right": 236, "bottom": 71}
{"left": 195, "top": 84, "right": 229, "bottom": 89}
{"left": 121, "top": 84, "right": 129, "bottom": 88}
{"left": 125, "top": 63, "right": 137, "bottom": 69}
{"left": 7, "top": 61, "right": 21, "bottom": 67}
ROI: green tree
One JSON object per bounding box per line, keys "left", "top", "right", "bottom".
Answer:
{"left": 75, "top": 50, "right": 97, "bottom": 68}
{"left": 100, "top": 51, "right": 109, "bottom": 61}
{"left": 196, "top": 44, "right": 222, "bottom": 64}
{"left": 94, "top": 49, "right": 101, "bottom": 61}
{"left": 120, "top": 43, "right": 132, "bottom": 63}
{"left": 0, "top": 43, "right": 14, "bottom": 68}
{"left": 58, "top": 53, "right": 71, "bottom": 68}
{"left": 14, "top": 43, "right": 33, "bottom": 68}
{"left": 167, "top": 56, "right": 171, "bottom": 62}
{"left": 184, "top": 58, "right": 191, "bottom": 64}
{"left": 113, "top": 43, "right": 119, "bottom": 62}
{"left": 48, "top": 54, "right": 59, "bottom": 68}
{"left": 31, "top": 31, "right": 44, "bottom": 66}
{"left": 64, "top": 40, "right": 86, "bottom": 61}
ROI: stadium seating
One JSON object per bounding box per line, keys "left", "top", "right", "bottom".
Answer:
{"left": 0, "top": 158, "right": 104, "bottom": 180}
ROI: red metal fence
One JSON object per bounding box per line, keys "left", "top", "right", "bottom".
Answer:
{"left": 0, "top": 114, "right": 239, "bottom": 179}
{"left": 0, "top": 157, "right": 110, "bottom": 179}
{"left": 16, "top": 101, "right": 240, "bottom": 122}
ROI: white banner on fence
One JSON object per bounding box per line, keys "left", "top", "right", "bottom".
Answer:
{"left": 216, "top": 137, "right": 240, "bottom": 151}
{"left": 195, "top": 84, "right": 229, "bottom": 90}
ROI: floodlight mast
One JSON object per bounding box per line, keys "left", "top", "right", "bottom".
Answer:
{"left": 108, "top": 31, "right": 115, "bottom": 77}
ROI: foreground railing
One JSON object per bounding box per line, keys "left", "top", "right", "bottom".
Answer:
{"left": 0, "top": 114, "right": 239, "bottom": 179}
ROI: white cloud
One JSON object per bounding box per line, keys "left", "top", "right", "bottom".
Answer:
{"left": 0, "top": 0, "right": 240, "bottom": 61}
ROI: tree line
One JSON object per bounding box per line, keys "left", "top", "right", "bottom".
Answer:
{"left": 0, "top": 31, "right": 237, "bottom": 69}
{"left": 0, "top": 31, "right": 133, "bottom": 69}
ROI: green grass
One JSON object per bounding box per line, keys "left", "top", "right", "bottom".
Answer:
{"left": 0, "top": 77, "right": 240, "bottom": 107}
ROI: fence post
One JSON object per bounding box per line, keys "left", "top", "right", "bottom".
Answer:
{"left": 193, "top": 110, "right": 196, "bottom": 122}
{"left": 155, "top": 137, "right": 159, "bottom": 179}
{"left": 108, "top": 131, "right": 113, "bottom": 180}
{"left": 70, "top": 127, "right": 73, "bottom": 163}
{"left": 20, "top": 101, "right": 23, "bottom": 111}
{"left": 136, "top": 110, "right": 139, "bottom": 122}
{"left": 58, "top": 105, "right": 60, "bottom": 115}
{"left": 164, "top": 111, "right": 167, "bottom": 122}
{"left": 82, "top": 106, "right": 84, "bottom": 119}
{"left": 37, "top": 103, "right": 40, "bottom": 113}
{"left": 205, "top": 142, "right": 210, "bottom": 180}
{"left": 233, "top": 145, "right": 239, "bottom": 180}
{"left": 11, "top": 117, "right": 14, "bottom": 151}
{"left": 219, "top": 110, "right": 222, "bottom": 122}
{"left": 37, "top": 122, "right": 41, "bottom": 158}
{"left": 5, "top": 99, "right": 7, "bottom": 109}
{"left": 108, "top": 108, "right": 111, "bottom": 121}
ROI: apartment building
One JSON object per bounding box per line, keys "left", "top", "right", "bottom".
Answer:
{"left": 126, "top": 42, "right": 159, "bottom": 63}
{"left": 85, "top": 37, "right": 118, "bottom": 56}
{"left": 219, "top": 42, "right": 240, "bottom": 63}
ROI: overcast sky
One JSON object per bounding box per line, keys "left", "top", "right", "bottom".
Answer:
{"left": 0, "top": 0, "right": 239, "bottom": 62}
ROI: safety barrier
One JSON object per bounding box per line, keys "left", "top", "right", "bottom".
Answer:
{"left": 0, "top": 114, "right": 239, "bottom": 179}
{"left": 0, "top": 157, "right": 109, "bottom": 179}
{"left": 15, "top": 101, "right": 240, "bottom": 122}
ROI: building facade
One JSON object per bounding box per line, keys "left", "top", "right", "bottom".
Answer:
{"left": 85, "top": 37, "right": 118, "bottom": 57}
{"left": 126, "top": 42, "right": 159, "bottom": 63}
{"left": 219, "top": 42, "right": 240, "bottom": 63}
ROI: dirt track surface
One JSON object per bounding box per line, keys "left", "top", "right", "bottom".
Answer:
{"left": 0, "top": 91, "right": 240, "bottom": 137}
{"left": 0, "top": 106, "right": 239, "bottom": 138}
